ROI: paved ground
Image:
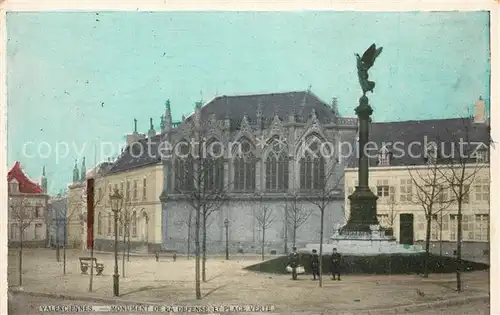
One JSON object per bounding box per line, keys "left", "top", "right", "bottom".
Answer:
{"left": 8, "top": 249, "right": 490, "bottom": 314}
{"left": 405, "top": 299, "right": 490, "bottom": 315}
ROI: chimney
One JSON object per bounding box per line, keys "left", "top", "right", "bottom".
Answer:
{"left": 474, "top": 96, "right": 486, "bottom": 123}
{"left": 126, "top": 118, "right": 145, "bottom": 146}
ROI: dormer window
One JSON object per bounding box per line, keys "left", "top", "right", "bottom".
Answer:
{"left": 474, "top": 145, "right": 488, "bottom": 163}
{"left": 378, "top": 145, "right": 391, "bottom": 166}
{"left": 9, "top": 180, "right": 19, "bottom": 194}
{"left": 425, "top": 143, "right": 438, "bottom": 164}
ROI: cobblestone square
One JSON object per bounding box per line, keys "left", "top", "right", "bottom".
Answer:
{"left": 8, "top": 249, "right": 489, "bottom": 313}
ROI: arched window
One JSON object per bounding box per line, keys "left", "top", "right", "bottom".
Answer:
{"left": 265, "top": 140, "right": 289, "bottom": 192}
{"left": 300, "top": 141, "right": 325, "bottom": 190}
{"left": 97, "top": 212, "right": 102, "bottom": 236}
{"left": 131, "top": 211, "right": 137, "bottom": 237}
{"left": 107, "top": 213, "right": 112, "bottom": 235}
{"left": 233, "top": 140, "right": 256, "bottom": 191}
{"left": 174, "top": 142, "right": 194, "bottom": 192}
{"left": 203, "top": 139, "right": 225, "bottom": 191}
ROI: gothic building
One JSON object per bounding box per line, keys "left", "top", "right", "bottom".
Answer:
{"left": 159, "top": 91, "right": 358, "bottom": 254}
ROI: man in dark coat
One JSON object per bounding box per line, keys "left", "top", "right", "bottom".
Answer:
{"left": 288, "top": 247, "right": 300, "bottom": 280}
{"left": 310, "top": 249, "right": 320, "bottom": 280}
{"left": 330, "top": 248, "right": 342, "bottom": 281}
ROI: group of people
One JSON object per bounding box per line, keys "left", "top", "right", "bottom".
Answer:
{"left": 288, "top": 247, "right": 342, "bottom": 281}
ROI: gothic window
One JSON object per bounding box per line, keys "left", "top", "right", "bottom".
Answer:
{"left": 378, "top": 145, "right": 391, "bottom": 166}
{"left": 265, "top": 141, "right": 289, "bottom": 192}
{"left": 299, "top": 141, "right": 325, "bottom": 190}
{"left": 174, "top": 142, "right": 194, "bottom": 192}
{"left": 97, "top": 212, "right": 102, "bottom": 236}
{"left": 233, "top": 140, "right": 256, "bottom": 191}
{"left": 202, "top": 139, "right": 224, "bottom": 191}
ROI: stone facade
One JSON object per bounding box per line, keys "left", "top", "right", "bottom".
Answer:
{"left": 160, "top": 91, "right": 358, "bottom": 253}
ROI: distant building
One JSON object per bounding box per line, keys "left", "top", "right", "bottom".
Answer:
{"left": 47, "top": 193, "right": 67, "bottom": 247}
{"left": 344, "top": 97, "right": 490, "bottom": 260}
{"left": 8, "top": 162, "right": 49, "bottom": 247}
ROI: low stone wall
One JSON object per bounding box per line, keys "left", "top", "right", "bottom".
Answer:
{"left": 8, "top": 240, "right": 47, "bottom": 248}
{"left": 93, "top": 238, "right": 162, "bottom": 253}
{"left": 415, "top": 241, "right": 489, "bottom": 260}
{"left": 164, "top": 238, "right": 304, "bottom": 255}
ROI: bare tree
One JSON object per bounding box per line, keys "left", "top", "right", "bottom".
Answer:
{"left": 180, "top": 205, "right": 194, "bottom": 259}
{"left": 170, "top": 117, "right": 229, "bottom": 299}
{"left": 437, "top": 117, "right": 489, "bottom": 292}
{"left": 255, "top": 195, "right": 275, "bottom": 261}
{"left": 286, "top": 194, "right": 312, "bottom": 248}
{"left": 9, "top": 197, "right": 35, "bottom": 287}
{"left": 406, "top": 152, "right": 453, "bottom": 277}
{"left": 119, "top": 193, "right": 135, "bottom": 278}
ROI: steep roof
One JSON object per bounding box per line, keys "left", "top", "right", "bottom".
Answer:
{"left": 107, "top": 134, "right": 162, "bottom": 174}
{"left": 8, "top": 162, "right": 43, "bottom": 194}
{"left": 187, "top": 91, "right": 336, "bottom": 130}
{"left": 109, "top": 91, "right": 337, "bottom": 174}
{"left": 347, "top": 117, "right": 490, "bottom": 167}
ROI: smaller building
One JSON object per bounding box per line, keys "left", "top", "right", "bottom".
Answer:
{"left": 8, "top": 162, "right": 49, "bottom": 247}
{"left": 47, "top": 193, "right": 67, "bottom": 247}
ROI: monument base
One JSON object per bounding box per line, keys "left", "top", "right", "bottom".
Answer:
{"left": 300, "top": 225, "right": 423, "bottom": 255}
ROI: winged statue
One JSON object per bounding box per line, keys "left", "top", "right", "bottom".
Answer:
{"left": 355, "top": 43, "right": 383, "bottom": 96}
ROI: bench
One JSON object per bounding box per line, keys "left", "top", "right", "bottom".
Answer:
{"left": 79, "top": 257, "right": 104, "bottom": 275}
{"left": 155, "top": 250, "right": 177, "bottom": 262}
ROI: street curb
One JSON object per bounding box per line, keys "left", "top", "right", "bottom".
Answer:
{"left": 364, "top": 294, "right": 490, "bottom": 314}
{"left": 9, "top": 289, "right": 489, "bottom": 314}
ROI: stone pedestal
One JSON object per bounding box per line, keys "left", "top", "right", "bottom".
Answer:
{"left": 300, "top": 225, "right": 424, "bottom": 255}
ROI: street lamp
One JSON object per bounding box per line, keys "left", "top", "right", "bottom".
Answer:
{"left": 109, "top": 189, "right": 123, "bottom": 297}
{"left": 224, "top": 218, "right": 229, "bottom": 260}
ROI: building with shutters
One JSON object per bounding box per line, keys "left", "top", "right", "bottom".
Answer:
{"left": 8, "top": 162, "right": 49, "bottom": 247}
{"left": 344, "top": 97, "right": 490, "bottom": 260}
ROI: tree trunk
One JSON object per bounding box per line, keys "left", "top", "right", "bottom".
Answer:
{"left": 284, "top": 202, "right": 288, "bottom": 254}
{"left": 19, "top": 228, "right": 23, "bottom": 287}
{"left": 127, "top": 229, "right": 131, "bottom": 262}
{"left": 424, "top": 214, "right": 432, "bottom": 278}
{"left": 319, "top": 208, "right": 324, "bottom": 288}
{"left": 261, "top": 227, "right": 265, "bottom": 261}
{"left": 187, "top": 215, "right": 192, "bottom": 260}
{"left": 439, "top": 213, "right": 443, "bottom": 257}
{"left": 456, "top": 202, "right": 463, "bottom": 292}
{"left": 202, "top": 214, "right": 207, "bottom": 282}
{"left": 55, "top": 224, "right": 60, "bottom": 262}
{"left": 63, "top": 223, "right": 67, "bottom": 275}
{"left": 194, "top": 206, "right": 201, "bottom": 300}
{"left": 292, "top": 224, "right": 297, "bottom": 249}
{"left": 122, "top": 231, "right": 126, "bottom": 278}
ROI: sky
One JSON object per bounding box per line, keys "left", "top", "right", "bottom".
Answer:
{"left": 6, "top": 11, "right": 490, "bottom": 195}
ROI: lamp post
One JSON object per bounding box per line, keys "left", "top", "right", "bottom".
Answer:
{"left": 224, "top": 218, "right": 229, "bottom": 260}
{"left": 109, "top": 189, "right": 123, "bottom": 297}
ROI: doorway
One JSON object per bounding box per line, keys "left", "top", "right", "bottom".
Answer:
{"left": 399, "top": 213, "right": 414, "bottom": 245}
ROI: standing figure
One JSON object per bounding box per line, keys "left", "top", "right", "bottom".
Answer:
{"left": 310, "top": 249, "right": 320, "bottom": 280}
{"left": 330, "top": 248, "right": 342, "bottom": 281}
{"left": 288, "top": 247, "right": 300, "bottom": 280}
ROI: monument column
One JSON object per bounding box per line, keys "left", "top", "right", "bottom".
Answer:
{"left": 344, "top": 96, "right": 378, "bottom": 232}
{"left": 342, "top": 43, "right": 383, "bottom": 234}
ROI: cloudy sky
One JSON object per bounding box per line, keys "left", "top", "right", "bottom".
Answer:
{"left": 6, "top": 11, "right": 490, "bottom": 194}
